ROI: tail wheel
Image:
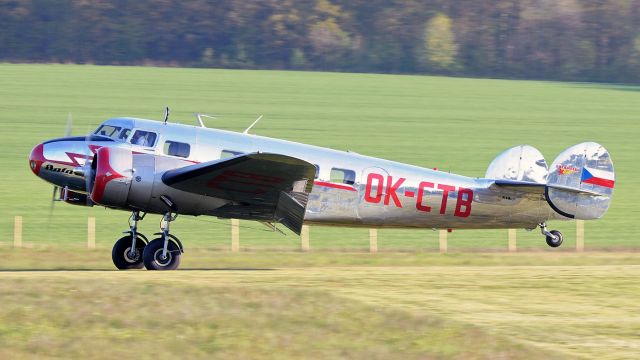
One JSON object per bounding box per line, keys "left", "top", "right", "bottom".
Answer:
{"left": 545, "top": 230, "right": 564, "bottom": 248}
{"left": 112, "top": 235, "right": 147, "bottom": 270}
{"left": 142, "top": 238, "right": 181, "bottom": 270}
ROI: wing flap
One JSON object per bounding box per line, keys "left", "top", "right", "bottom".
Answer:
{"left": 274, "top": 191, "right": 307, "bottom": 235}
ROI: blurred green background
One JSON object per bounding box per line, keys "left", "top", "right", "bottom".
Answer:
{"left": 1, "top": 64, "right": 638, "bottom": 250}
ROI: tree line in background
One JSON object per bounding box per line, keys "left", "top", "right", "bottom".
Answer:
{"left": 2, "top": 0, "right": 640, "bottom": 83}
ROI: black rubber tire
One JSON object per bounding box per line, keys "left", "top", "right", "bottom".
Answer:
{"left": 142, "top": 238, "right": 181, "bottom": 270}
{"left": 545, "top": 230, "right": 564, "bottom": 248}
{"left": 112, "top": 235, "right": 147, "bottom": 270}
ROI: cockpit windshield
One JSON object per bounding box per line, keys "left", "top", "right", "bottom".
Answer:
{"left": 94, "top": 125, "right": 131, "bottom": 142}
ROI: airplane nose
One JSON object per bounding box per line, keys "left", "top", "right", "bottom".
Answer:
{"left": 29, "top": 143, "right": 45, "bottom": 176}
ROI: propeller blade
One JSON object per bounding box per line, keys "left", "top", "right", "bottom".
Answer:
{"left": 48, "top": 186, "right": 58, "bottom": 224}
{"left": 65, "top": 112, "right": 73, "bottom": 137}
{"left": 84, "top": 127, "right": 94, "bottom": 205}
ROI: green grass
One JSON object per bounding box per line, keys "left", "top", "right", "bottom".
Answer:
{"left": 1, "top": 66, "right": 639, "bottom": 359}
{"left": 0, "top": 249, "right": 638, "bottom": 359}
{"left": 0, "top": 64, "right": 639, "bottom": 249}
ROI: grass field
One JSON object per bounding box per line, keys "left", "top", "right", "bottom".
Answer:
{"left": 0, "top": 249, "right": 638, "bottom": 359}
{"left": 1, "top": 65, "right": 639, "bottom": 358}
{"left": 0, "top": 64, "right": 639, "bottom": 250}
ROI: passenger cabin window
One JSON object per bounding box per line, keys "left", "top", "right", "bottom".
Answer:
{"left": 221, "top": 150, "right": 243, "bottom": 159}
{"left": 330, "top": 167, "right": 355, "bottom": 185}
{"left": 130, "top": 130, "right": 157, "bottom": 147}
{"left": 163, "top": 141, "right": 190, "bottom": 158}
{"left": 313, "top": 164, "right": 320, "bottom": 179}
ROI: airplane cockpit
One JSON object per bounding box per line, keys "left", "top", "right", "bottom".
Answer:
{"left": 92, "top": 117, "right": 195, "bottom": 160}
{"left": 93, "top": 118, "right": 160, "bottom": 149}
{"left": 94, "top": 124, "right": 131, "bottom": 141}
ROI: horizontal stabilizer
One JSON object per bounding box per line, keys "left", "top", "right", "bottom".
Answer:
{"left": 493, "top": 180, "right": 605, "bottom": 197}
{"left": 493, "top": 179, "right": 545, "bottom": 194}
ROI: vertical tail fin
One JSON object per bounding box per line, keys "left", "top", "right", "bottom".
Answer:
{"left": 485, "top": 145, "right": 548, "bottom": 183}
{"left": 546, "top": 142, "right": 614, "bottom": 219}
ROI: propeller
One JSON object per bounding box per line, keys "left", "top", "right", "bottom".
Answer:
{"left": 48, "top": 113, "right": 97, "bottom": 217}
{"left": 84, "top": 126, "right": 96, "bottom": 204}
{"left": 49, "top": 113, "right": 74, "bottom": 218}
{"left": 48, "top": 186, "right": 59, "bottom": 223}
{"left": 64, "top": 112, "right": 73, "bottom": 137}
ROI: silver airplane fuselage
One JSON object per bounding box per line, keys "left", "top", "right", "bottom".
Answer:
{"left": 29, "top": 117, "right": 560, "bottom": 230}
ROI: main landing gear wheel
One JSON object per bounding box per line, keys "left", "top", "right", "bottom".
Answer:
{"left": 143, "top": 238, "right": 181, "bottom": 270}
{"left": 539, "top": 223, "right": 563, "bottom": 248}
{"left": 112, "top": 210, "right": 148, "bottom": 270}
{"left": 112, "top": 235, "right": 147, "bottom": 270}
{"left": 545, "top": 230, "right": 564, "bottom": 248}
{"left": 142, "top": 210, "right": 182, "bottom": 270}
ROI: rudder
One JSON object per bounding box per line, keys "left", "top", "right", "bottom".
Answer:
{"left": 546, "top": 142, "right": 615, "bottom": 219}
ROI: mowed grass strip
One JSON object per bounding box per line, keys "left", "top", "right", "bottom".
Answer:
{"left": 2, "top": 248, "right": 640, "bottom": 269}
{"left": 0, "top": 64, "right": 639, "bottom": 249}
{"left": 0, "top": 275, "right": 553, "bottom": 360}
{"left": 0, "top": 250, "right": 638, "bottom": 359}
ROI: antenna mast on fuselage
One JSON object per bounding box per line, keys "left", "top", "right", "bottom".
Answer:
{"left": 163, "top": 107, "right": 170, "bottom": 125}
{"left": 195, "top": 113, "right": 217, "bottom": 128}
{"left": 243, "top": 115, "right": 263, "bottom": 134}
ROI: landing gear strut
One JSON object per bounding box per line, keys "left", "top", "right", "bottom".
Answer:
{"left": 142, "top": 212, "right": 183, "bottom": 270}
{"left": 539, "top": 222, "right": 563, "bottom": 248}
{"left": 112, "top": 211, "right": 148, "bottom": 270}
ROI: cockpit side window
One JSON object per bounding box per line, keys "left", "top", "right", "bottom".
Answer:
{"left": 130, "top": 130, "right": 157, "bottom": 147}
{"left": 94, "top": 125, "right": 121, "bottom": 138}
{"left": 118, "top": 129, "right": 131, "bottom": 141}
{"left": 94, "top": 125, "right": 132, "bottom": 142}
{"left": 330, "top": 168, "right": 356, "bottom": 185}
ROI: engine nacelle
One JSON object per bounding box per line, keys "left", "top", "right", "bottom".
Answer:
{"left": 90, "top": 147, "right": 133, "bottom": 207}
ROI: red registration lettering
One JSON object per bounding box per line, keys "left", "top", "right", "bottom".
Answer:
{"left": 454, "top": 187, "right": 473, "bottom": 217}
{"left": 365, "top": 173, "right": 384, "bottom": 203}
{"left": 437, "top": 184, "right": 456, "bottom": 214}
{"left": 365, "top": 173, "right": 473, "bottom": 217}
{"left": 384, "top": 176, "right": 405, "bottom": 207}
{"left": 416, "top": 181, "right": 434, "bottom": 212}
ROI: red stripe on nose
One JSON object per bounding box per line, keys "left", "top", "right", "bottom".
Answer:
{"left": 29, "top": 143, "right": 45, "bottom": 175}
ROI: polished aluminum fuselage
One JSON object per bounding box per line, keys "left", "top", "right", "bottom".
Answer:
{"left": 39, "top": 117, "right": 558, "bottom": 230}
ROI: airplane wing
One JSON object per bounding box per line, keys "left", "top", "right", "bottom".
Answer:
{"left": 162, "top": 153, "right": 316, "bottom": 234}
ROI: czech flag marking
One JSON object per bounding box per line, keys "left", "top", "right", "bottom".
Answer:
{"left": 581, "top": 166, "right": 615, "bottom": 188}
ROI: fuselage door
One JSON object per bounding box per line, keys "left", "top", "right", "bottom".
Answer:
{"left": 357, "top": 166, "right": 390, "bottom": 222}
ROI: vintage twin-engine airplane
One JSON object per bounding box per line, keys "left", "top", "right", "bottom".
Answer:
{"left": 29, "top": 112, "right": 615, "bottom": 270}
